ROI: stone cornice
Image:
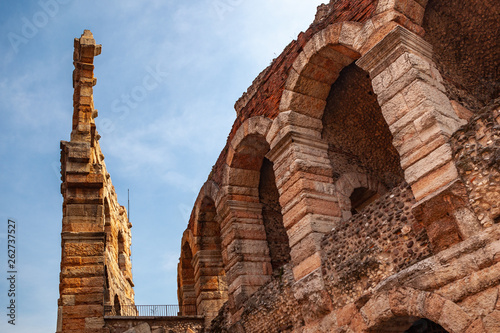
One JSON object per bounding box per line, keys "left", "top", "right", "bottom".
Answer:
{"left": 266, "top": 130, "right": 328, "bottom": 163}
{"left": 356, "top": 25, "right": 433, "bottom": 77}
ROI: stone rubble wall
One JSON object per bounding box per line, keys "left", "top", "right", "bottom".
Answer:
{"left": 321, "top": 183, "right": 432, "bottom": 308}
{"left": 210, "top": 264, "right": 303, "bottom": 333}
{"left": 452, "top": 104, "right": 500, "bottom": 227}
{"left": 105, "top": 318, "right": 204, "bottom": 333}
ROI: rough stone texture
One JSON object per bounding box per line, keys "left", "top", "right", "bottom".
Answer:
{"left": 210, "top": 0, "right": 378, "bottom": 187}
{"left": 58, "top": 30, "right": 134, "bottom": 333}
{"left": 452, "top": 104, "right": 500, "bottom": 227}
{"left": 322, "top": 183, "right": 431, "bottom": 307}
{"left": 104, "top": 318, "right": 204, "bottom": 333}
{"left": 210, "top": 264, "right": 303, "bottom": 333}
{"left": 60, "top": 1, "right": 500, "bottom": 333}
{"left": 422, "top": 0, "right": 500, "bottom": 113}
{"left": 322, "top": 63, "right": 404, "bottom": 188}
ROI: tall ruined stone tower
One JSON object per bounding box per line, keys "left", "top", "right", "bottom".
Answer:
{"left": 57, "top": 30, "right": 135, "bottom": 333}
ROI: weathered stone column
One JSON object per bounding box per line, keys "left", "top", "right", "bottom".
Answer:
{"left": 267, "top": 121, "right": 340, "bottom": 323}
{"left": 218, "top": 193, "right": 272, "bottom": 318}
{"left": 58, "top": 30, "right": 108, "bottom": 333}
{"left": 193, "top": 250, "right": 227, "bottom": 325}
{"left": 357, "top": 26, "right": 480, "bottom": 251}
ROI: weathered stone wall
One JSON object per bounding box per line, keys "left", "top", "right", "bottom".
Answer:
{"left": 210, "top": 0, "right": 378, "bottom": 186}
{"left": 422, "top": 0, "right": 500, "bottom": 112}
{"left": 105, "top": 317, "right": 204, "bottom": 333}
{"left": 452, "top": 104, "right": 500, "bottom": 227}
{"left": 58, "top": 30, "right": 134, "bottom": 333}
{"left": 210, "top": 264, "right": 303, "bottom": 333}
{"left": 321, "top": 183, "right": 431, "bottom": 308}
{"left": 322, "top": 63, "right": 404, "bottom": 188}
{"left": 164, "top": 0, "right": 500, "bottom": 331}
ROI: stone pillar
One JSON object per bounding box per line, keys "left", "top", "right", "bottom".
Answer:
{"left": 57, "top": 30, "right": 108, "bottom": 333}
{"left": 218, "top": 193, "right": 272, "bottom": 318}
{"left": 357, "top": 26, "right": 480, "bottom": 251}
{"left": 267, "top": 125, "right": 340, "bottom": 323}
{"left": 193, "top": 250, "right": 228, "bottom": 325}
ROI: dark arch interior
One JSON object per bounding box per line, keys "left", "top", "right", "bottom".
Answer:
{"left": 113, "top": 294, "right": 121, "bottom": 316}
{"left": 404, "top": 318, "right": 449, "bottom": 333}
{"left": 179, "top": 243, "right": 197, "bottom": 315}
{"left": 117, "top": 231, "right": 125, "bottom": 270}
{"left": 350, "top": 187, "right": 379, "bottom": 215}
{"left": 198, "top": 197, "right": 223, "bottom": 252}
{"left": 259, "top": 157, "right": 291, "bottom": 273}
{"left": 322, "top": 63, "right": 404, "bottom": 189}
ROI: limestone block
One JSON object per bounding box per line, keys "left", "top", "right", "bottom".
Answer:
{"left": 483, "top": 310, "right": 500, "bottom": 333}
{"left": 410, "top": 161, "right": 459, "bottom": 201}
{"left": 288, "top": 214, "right": 337, "bottom": 248}
{"left": 279, "top": 89, "right": 327, "bottom": 118}
{"left": 439, "top": 300, "right": 471, "bottom": 333}
{"left": 267, "top": 111, "right": 323, "bottom": 147}
{"left": 318, "top": 44, "right": 356, "bottom": 67}
{"left": 400, "top": 135, "right": 447, "bottom": 170}
{"left": 360, "top": 292, "right": 393, "bottom": 327}
{"left": 302, "top": 30, "right": 327, "bottom": 59}
{"left": 376, "top": 0, "right": 397, "bottom": 14}
{"left": 404, "top": 143, "right": 453, "bottom": 184}
{"left": 283, "top": 193, "right": 341, "bottom": 229}
{"left": 336, "top": 303, "right": 358, "bottom": 326}
{"left": 339, "top": 22, "right": 363, "bottom": 50}
{"left": 284, "top": 68, "right": 332, "bottom": 100}
{"left": 459, "top": 287, "right": 498, "bottom": 318}
{"left": 290, "top": 232, "right": 324, "bottom": 265}
{"left": 465, "top": 319, "right": 486, "bottom": 333}
{"left": 292, "top": 252, "right": 322, "bottom": 280}
{"left": 422, "top": 292, "right": 445, "bottom": 323}
{"left": 84, "top": 316, "right": 105, "bottom": 329}
{"left": 354, "top": 19, "right": 376, "bottom": 51}
{"left": 224, "top": 167, "right": 260, "bottom": 187}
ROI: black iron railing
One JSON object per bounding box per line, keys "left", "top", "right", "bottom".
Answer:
{"left": 105, "top": 304, "right": 198, "bottom": 317}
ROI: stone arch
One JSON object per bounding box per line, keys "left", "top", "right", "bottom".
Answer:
{"left": 190, "top": 181, "right": 227, "bottom": 323}
{"left": 279, "top": 21, "right": 361, "bottom": 122}
{"left": 335, "top": 172, "right": 388, "bottom": 220}
{"left": 113, "top": 294, "right": 121, "bottom": 316}
{"left": 177, "top": 237, "right": 197, "bottom": 316}
{"left": 220, "top": 116, "right": 290, "bottom": 310}
{"left": 357, "top": 287, "right": 472, "bottom": 333}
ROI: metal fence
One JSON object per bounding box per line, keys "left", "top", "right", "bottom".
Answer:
{"left": 105, "top": 304, "right": 198, "bottom": 317}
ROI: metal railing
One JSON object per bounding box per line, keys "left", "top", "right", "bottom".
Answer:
{"left": 105, "top": 304, "right": 198, "bottom": 317}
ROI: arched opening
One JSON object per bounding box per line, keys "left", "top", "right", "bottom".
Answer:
{"left": 322, "top": 63, "right": 404, "bottom": 189}
{"left": 178, "top": 242, "right": 197, "bottom": 316}
{"left": 113, "top": 294, "right": 121, "bottom": 316}
{"left": 104, "top": 265, "right": 110, "bottom": 303}
{"left": 349, "top": 187, "right": 379, "bottom": 215}
{"left": 117, "top": 231, "right": 126, "bottom": 271}
{"left": 404, "top": 318, "right": 449, "bottom": 333}
{"left": 259, "top": 157, "right": 291, "bottom": 273}
{"left": 230, "top": 132, "right": 290, "bottom": 275}
{"left": 370, "top": 317, "right": 450, "bottom": 333}
{"left": 194, "top": 196, "right": 228, "bottom": 321}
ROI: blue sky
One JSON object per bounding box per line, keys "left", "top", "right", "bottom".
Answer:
{"left": 0, "top": 1, "right": 324, "bottom": 332}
